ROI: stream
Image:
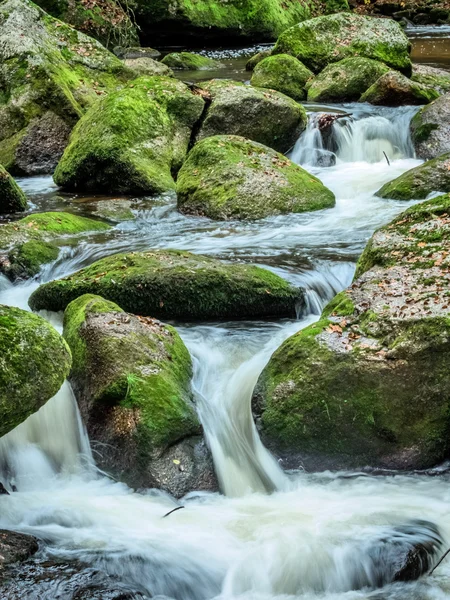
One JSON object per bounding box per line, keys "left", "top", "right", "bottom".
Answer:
{"left": 1, "top": 49, "right": 450, "bottom": 599}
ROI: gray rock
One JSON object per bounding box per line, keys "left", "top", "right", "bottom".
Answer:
{"left": 411, "top": 93, "right": 450, "bottom": 159}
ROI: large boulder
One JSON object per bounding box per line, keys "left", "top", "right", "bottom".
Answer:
{"left": 28, "top": 249, "right": 303, "bottom": 319}
{"left": 412, "top": 64, "right": 450, "bottom": 95}
{"left": 376, "top": 152, "right": 450, "bottom": 200}
{"left": 0, "top": 0, "right": 133, "bottom": 175}
{"left": 63, "top": 294, "right": 216, "bottom": 496}
{"left": 177, "top": 135, "right": 335, "bottom": 220}
{"left": 0, "top": 305, "right": 71, "bottom": 437}
{"left": 0, "top": 166, "right": 27, "bottom": 213}
{"left": 306, "top": 57, "right": 389, "bottom": 103}
{"left": 0, "top": 212, "right": 111, "bottom": 280}
{"left": 273, "top": 13, "right": 412, "bottom": 74}
{"left": 53, "top": 77, "right": 205, "bottom": 194}
{"left": 161, "top": 52, "right": 225, "bottom": 71}
{"left": 411, "top": 94, "right": 450, "bottom": 160}
{"left": 197, "top": 80, "right": 307, "bottom": 154}
{"left": 0, "top": 531, "right": 38, "bottom": 572}
{"left": 253, "top": 194, "right": 450, "bottom": 471}
{"left": 250, "top": 54, "right": 313, "bottom": 102}
{"left": 360, "top": 71, "right": 439, "bottom": 106}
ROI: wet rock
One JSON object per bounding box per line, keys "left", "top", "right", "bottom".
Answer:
{"left": 63, "top": 294, "right": 217, "bottom": 496}
{"left": 251, "top": 54, "right": 313, "bottom": 102}
{"left": 0, "top": 305, "right": 71, "bottom": 437}
{"left": 28, "top": 249, "right": 303, "bottom": 320}
{"left": 0, "top": 531, "right": 39, "bottom": 571}
{"left": 0, "top": 166, "right": 27, "bottom": 214}
{"left": 246, "top": 50, "right": 272, "bottom": 72}
{"left": 197, "top": 79, "right": 307, "bottom": 154}
{"left": 307, "top": 57, "right": 389, "bottom": 103}
{"left": 376, "top": 151, "right": 450, "bottom": 199}
{"left": 114, "top": 46, "right": 161, "bottom": 60}
{"left": 253, "top": 194, "right": 450, "bottom": 471}
{"left": 360, "top": 71, "right": 439, "bottom": 106}
{"left": 84, "top": 199, "right": 136, "bottom": 223}
{"left": 411, "top": 93, "right": 450, "bottom": 159}
{"left": 54, "top": 77, "right": 205, "bottom": 195}
{"left": 161, "top": 52, "right": 225, "bottom": 71}
{"left": 411, "top": 64, "right": 450, "bottom": 95}
{"left": 124, "top": 57, "right": 174, "bottom": 78}
{"left": 273, "top": 13, "right": 412, "bottom": 74}
{"left": 0, "top": 482, "right": 9, "bottom": 495}
{"left": 177, "top": 135, "right": 335, "bottom": 220}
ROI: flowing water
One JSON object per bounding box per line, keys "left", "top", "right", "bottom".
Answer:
{"left": 1, "top": 101, "right": 450, "bottom": 599}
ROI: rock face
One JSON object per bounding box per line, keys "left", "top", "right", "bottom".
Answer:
{"left": 197, "top": 80, "right": 307, "bottom": 154}
{"left": 0, "top": 166, "right": 27, "bottom": 213}
{"left": 0, "top": 0, "right": 133, "bottom": 175}
{"left": 161, "top": 52, "right": 224, "bottom": 71}
{"left": 0, "top": 305, "right": 71, "bottom": 437}
{"left": 307, "top": 57, "right": 389, "bottom": 103}
{"left": 0, "top": 212, "right": 111, "bottom": 280}
{"left": 177, "top": 135, "right": 335, "bottom": 220}
{"left": 28, "top": 249, "right": 303, "bottom": 319}
{"left": 250, "top": 54, "right": 313, "bottom": 102}
{"left": 53, "top": 77, "right": 205, "bottom": 195}
{"left": 273, "top": 13, "right": 412, "bottom": 74}
{"left": 412, "top": 64, "right": 450, "bottom": 95}
{"left": 253, "top": 194, "right": 450, "bottom": 471}
{"left": 377, "top": 152, "right": 450, "bottom": 200}
{"left": 360, "top": 71, "right": 439, "bottom": 106}
{"left": 411, "top": 94, "right": 450, "bottom": 159}
{"left": 0, "top": 531, "right": 39, "bottom": 572}
{"left": 63, "top": 294, "right": 217, "bottom": 496}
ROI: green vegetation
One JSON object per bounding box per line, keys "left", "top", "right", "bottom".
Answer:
{"left": 360, "top": 71, "right": 439, "bottom": 106}
{"left": 0, "top": 166, "right": 27, "bottom": 213}
{"left": 251, "top": 54, "right": 314, "bottom": 101}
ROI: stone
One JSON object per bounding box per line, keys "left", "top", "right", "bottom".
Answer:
{"left": 161, "top": 52, "right": 225, "bottom": 71}
{"left": 0, "top": 531, "right": 39, "bottom": 572}
{"left": 411, "top": 93, "right": 450, "bottom": 159}
{"left": 0, "top": 166, "right": 27, "bottom": 213}
{"left": 124, "top": 57, "right": 174, "bottom": 78}
{"left": 412, "top": 64, "right": 450, "bottom": 95}
{"left": 251, "top": 54, "right": 314, "bottom": 102}
{"left": 360, "top": 71, "right": 439, "bottom": 106}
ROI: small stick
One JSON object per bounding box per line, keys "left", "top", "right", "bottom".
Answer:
{"left": 429, "top": 547, "right": 450, "bottom": 576}
{"left": 162, "top": 506, "right": 185, "bottom": 519}
{"left": 383, "top": 151, "right": 390, "bottom": 166}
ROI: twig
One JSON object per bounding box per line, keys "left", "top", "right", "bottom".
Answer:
{"left": 162, "top": 506, "right": 185, "bottom": 519}
{"left": 429, "top": 547, "right": 450, "bottom": 575}
{"left": 383, "top": 151, "right": 390, "bottom": 166}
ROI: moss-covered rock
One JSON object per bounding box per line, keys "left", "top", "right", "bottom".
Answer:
{"left": 0, "top": 166, "right": 27, "bottom": 213}
{"left": 161, "top": 52, "right": 225, "bottom": 71}
{"left": 376, "top": 152, "right": 450, "bottom": 200}
{"left": 253, "top": 194, "right": 450, "bottom": 471}
{"left": 250, "top": 54, "right": 313, "bottom": 102}
{"left": 0, "top": 305, "right": 71, "bottom": 437}
{"left": 411, "top": 94, "right": 450, "bottom": 160}
{"left": 245, "top": 50, "right": 272, "bottom": 72}
{"left": 307, "top": 57, "right": 389, "bottom": 103}
{"left": 123, "top": 57, "right": 173, "bottom": 78}
{"left": 53, "top": 76, "right": 205, "bottom": 194}
{"left": 273, "top": 13, "right": 412, "bottom": 74}
{"left": 360, "top": 71, "right": 439, "bottom": 106}
{"left": 197, "top": 79, "right": 307, "bottom": 154}
{"left": 0, "top": 0, "right": 133, "bottom": 175}
{"left": 0, "top": 211, "right": 111, "bottom": 280}
{"left": 29, "top": 249, "right": 303, "bottom": 319}
{"left": 63, "top": 294, "right": 216, "bottom": 495}
{"left": 411, "top": 64, "right": 450, "bottom": 95}
{"left": 177, "top": 135, "right": 335, "bottom": 220}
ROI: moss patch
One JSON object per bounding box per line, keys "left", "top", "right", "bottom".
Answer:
{"left": 251, "top": 54, "right": 313, "bottom": 102}
{"left": 0, "top": 166, "right": 27, "bottom": 213}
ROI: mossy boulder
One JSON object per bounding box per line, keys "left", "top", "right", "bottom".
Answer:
{"left": 273, "top": 13, "right": 412, "bottom": 74}
{"left": 177, "top": 135, "right": 335, "bottom": 220}
{"left": 0, "top": 166, "right": 27, "bottom": 213}
{"left": 412, "top": 64, "right": 450, "bottom": 95}
{"left": 253, "top": 194, "right": 450, "bottom": 471}
{"left": 376, "top": 152, "right": 450, "bottom": 200}
{"left": 411, "top": 94, "right": 450, "bottom": 160}
{"left": 0, "top": 0, "right": 133, "bottom": 176}
{"left": 161, "top": 52, "right": 224, "bottom": 71}
{"left": 0, "top": 211, "right": 111, "bottom": 280}
{"left": 53, "top": 76, "right": 205, "bottom": 194}
{"left": 28, "top": 249, "right": 303, "bottom": 319}
{"left": 250, "top": 54, "right": 313, "bottom": 102}
{"left": 0, "top": 304, "right": 71, "bottom": 437}
{"left": 123, "top": 57, "right": 173, "bottom": 78}
{"left": 307, "top": 57, "right": 389, "bottom": 103}
{"left": 360, "top": 71, "right": 439, "bottom": 106}
{"left": 197, "top": 79, "right": 307, "bottom": 154}
{"left": 245, "top": 50, "right": 272, "bottom": 72}
{"left": 63, "top": 294, "right": 216, "bottom": 496}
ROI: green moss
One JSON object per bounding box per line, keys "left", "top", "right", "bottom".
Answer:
{"left": 0, "top": 304, "right": 71, "bottom": 437}
{"left": 0, "top": 165, "right": 27, "bottom": 213}
{"left": 177, "top": 135, "right": 335, "bottom": 220}
{"left": 246, "top": 50, "right": 272, "bottom": 72}
{"left": 0, "top": 130, "right": 27, "bottom": 172}
{"left": 360, "top": 71, "right": 439, "bottom": 106}
{"left": 413, "top": 122, "right": 439, "bottom": 144}
{"left": 7, "top": 240, "right": 60, "bottom": 278}
{"left": 29, "top": 248, "right": 303, "bottom": 320}
{"left": 322, "top": 290, "right": 355, "bottom": 317}
{"left": 161, "top": 52, "right": 224, "bottom": 71}
{"left": 250, "top": 54, "right": 313, "bottom": 102}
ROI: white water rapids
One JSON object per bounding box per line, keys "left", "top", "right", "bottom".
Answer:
{"left": 1, "top": 103, "right": 450, "bottom": 599}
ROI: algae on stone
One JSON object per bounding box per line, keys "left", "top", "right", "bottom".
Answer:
{"left": 360, "top": 71, "right": 439, "bottom": 106}
{"left": 0, "top": 165, "right": 27, "bottom": 213}
{"left": 251, "top": 54, "right": 313, "bottom": 102}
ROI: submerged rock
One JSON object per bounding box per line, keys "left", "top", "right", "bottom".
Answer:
{"left": 28, "top": 249, "right": 303, "bottom": 320}
{"left": 412, "top": 64, "right": 450, "bottom": 95}
{"left": 63, "top": 294, "right": 217, "bottom": 496}
{"left": 411, "top": 94, "right": 450, "bottom": 159}
{"left": 161, "top": 52, "right": 225, "bottom": 71}
{"left": 360, "top": 71, "right": 439, "bottom": 106}
{"left": 0, "top": 166, "right": 27, "bottom": 213}
{"left": 273, "top": 13, "right": 412, "bottom": 74}
{"left": 54, "top": 77, "right": 204, "bottom": 195}
{"left": 197, "top": 80, "right": 307, "bottom": 154}
{"left": 251, "top": 54, "right": 313, "bottom": 102}
{"left": 376, "top": 152, "right": 450, "bottom": 199}
{"left": 177, "top": 135, "right": 335, "bottom": 220}
{"left": 0, "top": 531, "right": 39, "bottom": 572}
{"left": 253, "top": 194, "right": 450, "bottom": 471}
{"left": 0, "top": 305, "right": 71, "bottom": 437}
{"left": 307, "top": 57, "right": 389, "bottom": 103}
